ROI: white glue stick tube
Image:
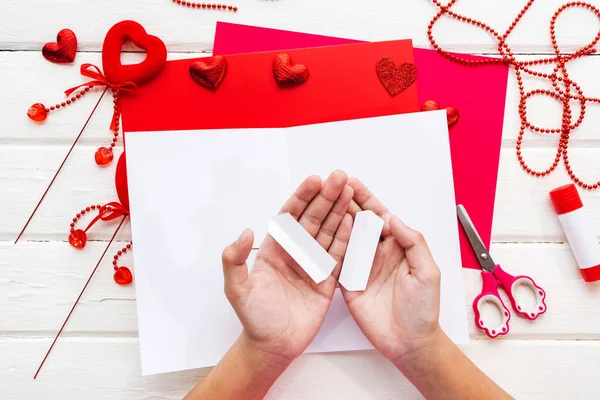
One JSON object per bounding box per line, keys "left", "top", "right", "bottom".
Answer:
{"left": 550, "top": 184, "right": 600, "bottom": 282}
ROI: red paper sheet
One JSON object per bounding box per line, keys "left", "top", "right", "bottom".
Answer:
{"left": 121, "top": 39, "right": 419, "bottom": 133}
{"left": 213, "top": 22, "right": 510, "bottom": 269}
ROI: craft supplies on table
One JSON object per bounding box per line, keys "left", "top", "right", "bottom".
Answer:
{"left": 457, "top": 205, "right": 547, "bottom": 338}
{"left": 550, "top": 184, "right": 600, "bottom": 282}
{"left": 213, "top": 22, "right": 510, "bottom": 270}
{"left": 124, "top": 112, "right": 468, "bottom": 375}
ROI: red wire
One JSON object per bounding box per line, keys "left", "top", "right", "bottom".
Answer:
{"left": 33, "top": 216, "right": 127, "bottom": 379}
{"left": 15, "top": 88, "right": 108, "bottom": 244}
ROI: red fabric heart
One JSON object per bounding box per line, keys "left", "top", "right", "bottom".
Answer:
{"left": 420, "top": 100, "right": 460, "bottom": 127}
{"left": 189, "top": 56, "right": 228, "bottom": 91}
{"left": 273, "top": 53, "right": 309, "bottom": 88}
{"left": 115, "top": 153, "right": 130, "bottom": 212}
{"left": 42, "top": 29, "right": 77, "bottom": 64}
{"left": 102, "top": 20, "right": 167, "bottom": 86}
{"left": 376, "top": 57, "right": 417, "bottom": 97}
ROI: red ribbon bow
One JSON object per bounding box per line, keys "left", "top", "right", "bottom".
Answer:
{"left": 65, "top": 64, "right": 137, "bottom": 97}
{"left": 64, "top": 64, "right": 137, "bottom": 132}
{"left": 84, "top": 202, "right": 129, "bottom": 232}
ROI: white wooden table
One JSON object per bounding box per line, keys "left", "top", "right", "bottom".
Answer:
{"left": 2, "top": 0, "right": 600, "bottom": 398}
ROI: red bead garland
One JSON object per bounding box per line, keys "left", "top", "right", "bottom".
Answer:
{"left": 27, "top": 86, "right": 91, "bottom": 122}
{"left": 94, "top": 89, "right": 121, "bottom": 166}
{"left": 427, "top": 0, "right": 600, "bottom": 190}
{"left": 112, "top": 241, "right": 133, "bottom": 285}
{"left": 171, "top": 0, "right": 237, "bottom": 12}
{"left": 68, "top": 204, "right": 101, "bottom": 248}
{"left": 27, "top": 86, "right": 121, "bottom": 166}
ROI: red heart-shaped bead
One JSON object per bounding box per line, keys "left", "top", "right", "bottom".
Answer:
{"left": 420, "top": 100, "right": 460, "bottom": 128}
{"left": 190, "top": 56, "right": 228, "bottom": 91}
{"left": 273, "top": 53, "right": 309, "bottom": 88}
{"left": 42, "top": 29, "right": 77, "bottom": 64}
{"left": 102, "top": 20, "right": 167, "bottom": 85}
{"left": 68, "top": 229, "right": 87, "bottom": 249}
{"left": 376, "top": 57, "right": 417, "bottom": 97}
{"left": 114, "top": 266, "right": 133, "bottom": 285}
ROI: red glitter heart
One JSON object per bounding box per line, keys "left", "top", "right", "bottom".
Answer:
{"left": 445, "top": 107, "right": 460, "bottom": 127}
{"left": 420, "top": 100, "right": 460, "bottom": 128}
{"left": 273, "top": 53, "right": 309, "bottom": 88}
{"left": 189, "top": 56, "right": 228, "bottom": 91}
{"left": 376, "top": 57, "right": 417, "bottom": 97}
{"left": 42, "top": 29, "right": 77, "bottom": 64}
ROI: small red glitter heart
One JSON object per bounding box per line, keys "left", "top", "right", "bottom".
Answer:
{"left": 273, "top": 53, "right": 309, "bottom": 88}
{"left": 376, "top": 57, "right": 417, "bottom": 97}
{"left": 42, "top": 29, "right": 77, "bottom": 64}
{"left": 420, "top": 100, "right": 460, "bottom": 128}
{"left": 420, "top": 100, "right": 440, "bottom": 112}
{"left": 445, "top": 107, "right": 460, "bottom": 127}
{"left": 189, "top": 56, "right": 228, "bottom": 91}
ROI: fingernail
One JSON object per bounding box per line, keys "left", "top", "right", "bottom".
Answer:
{"left": 236, "top": 229, "right": 248, "bottom": 246}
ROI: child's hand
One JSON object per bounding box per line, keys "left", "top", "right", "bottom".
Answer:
{"left": 221, "top": 171, "right": 354, "bottom": 366}
{"left": 342, "top": 178, "right": 443, "bottom": 365}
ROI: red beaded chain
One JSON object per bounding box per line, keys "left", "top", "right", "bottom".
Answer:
{"left": 68, "top": 204, "right": 101, "bottom": 249}
{"left": 67, "top": 202, "right": 128, "bottom": 249}
{"left": 171, "top": 0, "right": 237, "bottom": 12}
{"left": 94, "top": 89, "right": 120, "bottom": 166}
{"left": 427, "top": 0, "right": 600, "bottom": 190}
{"left": 27, "top": 85, "right": 120, "bottom": 167}
{"left": 112, "top": 241, "right": 133, "bottom": 285}
{"left": 27, "top": 86, "right": 92, "bottom": 122}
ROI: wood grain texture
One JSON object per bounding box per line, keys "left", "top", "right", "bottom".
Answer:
{"left": 2, "top": 0, "right": 600, "bottom": 397}
{"left": 2, "top": 146, "right": 600, "bottom": 242}
{"left": 2, "top": 0, "right": 600, "bottom": 52}
{"left": 2, "top": 242, "right": 599, "bottom": 338}
{"left": 3, "top": 338, "right": 600, "bottom": 399}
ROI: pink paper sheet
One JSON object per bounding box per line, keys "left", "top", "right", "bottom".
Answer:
{"left": 214, "top": 22, "right": 509, "bottom": 270}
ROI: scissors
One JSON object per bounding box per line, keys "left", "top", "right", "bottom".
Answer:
{"left": 457, "top": 205, "right": 547, "bottom": 338}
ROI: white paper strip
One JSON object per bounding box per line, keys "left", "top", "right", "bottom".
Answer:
{"left": 339, "top": 211, "right": 384, "bottom": 291}
{"left": 268, "top": 213, "right": 338, "bottom": 283}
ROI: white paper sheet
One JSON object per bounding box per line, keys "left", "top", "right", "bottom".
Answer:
{"left": 125, "top": 111, "right": 468, "bottom": 375}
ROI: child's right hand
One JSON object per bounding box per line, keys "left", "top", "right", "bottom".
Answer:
{"left": 341, "top": 178, "right": 444, "bottom": 366}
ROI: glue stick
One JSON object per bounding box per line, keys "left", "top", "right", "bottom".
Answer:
{"left": 550, "top": 184, "right": 600, "bottom": 282}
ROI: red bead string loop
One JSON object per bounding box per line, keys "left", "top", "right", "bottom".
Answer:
{"left": 67, "top": 202, "right": 129, "bottom": 249}
{"left": 112, "top": 241, "right": 134, "bottom": 285}
{"left": 27, "top": 86, "right": 93, "bottom": 122}
{"left": 428, "top": 0, "right": 600, "bottom": 189}
{"left": 68, "top": 204, "right": 100, "bottom": 249}
{"left": 172, "top": 0, "right": 237, "bottom": 12}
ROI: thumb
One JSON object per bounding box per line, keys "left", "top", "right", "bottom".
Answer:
{"left": 389, "top": 216, "right": 440, "bottom": 283}
{"left": 222, "top": 228, "right": 254, "bottom": 291}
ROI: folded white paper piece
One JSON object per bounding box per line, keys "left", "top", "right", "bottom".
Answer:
{"left": 339, "top": 211, "right": 384, "bottom": 291}
{"left": 125, "top": 111, "right": 469, "bottom": 375}
{"left": 268, "top": 213, "right": 337, "bottom": 283}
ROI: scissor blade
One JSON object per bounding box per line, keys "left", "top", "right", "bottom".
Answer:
{"left": 456, "top": 205, "right": 496, "bottom": 273}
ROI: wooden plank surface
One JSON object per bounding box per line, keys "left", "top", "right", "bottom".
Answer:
{"left": 2, "top": 242, "right": 599, "bottom": 338}
{"left": 2, "top": 0, "right": 600, "bottom": 398}
{"left": 3, "top": 338, "right": 600, "bottom": 399}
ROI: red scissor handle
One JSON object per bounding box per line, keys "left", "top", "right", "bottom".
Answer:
{"left": 493, "top": 265, "right": 547, "bottom": 320}
{"left": 473, "top": 270, "right": 511, "bottom": 338}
